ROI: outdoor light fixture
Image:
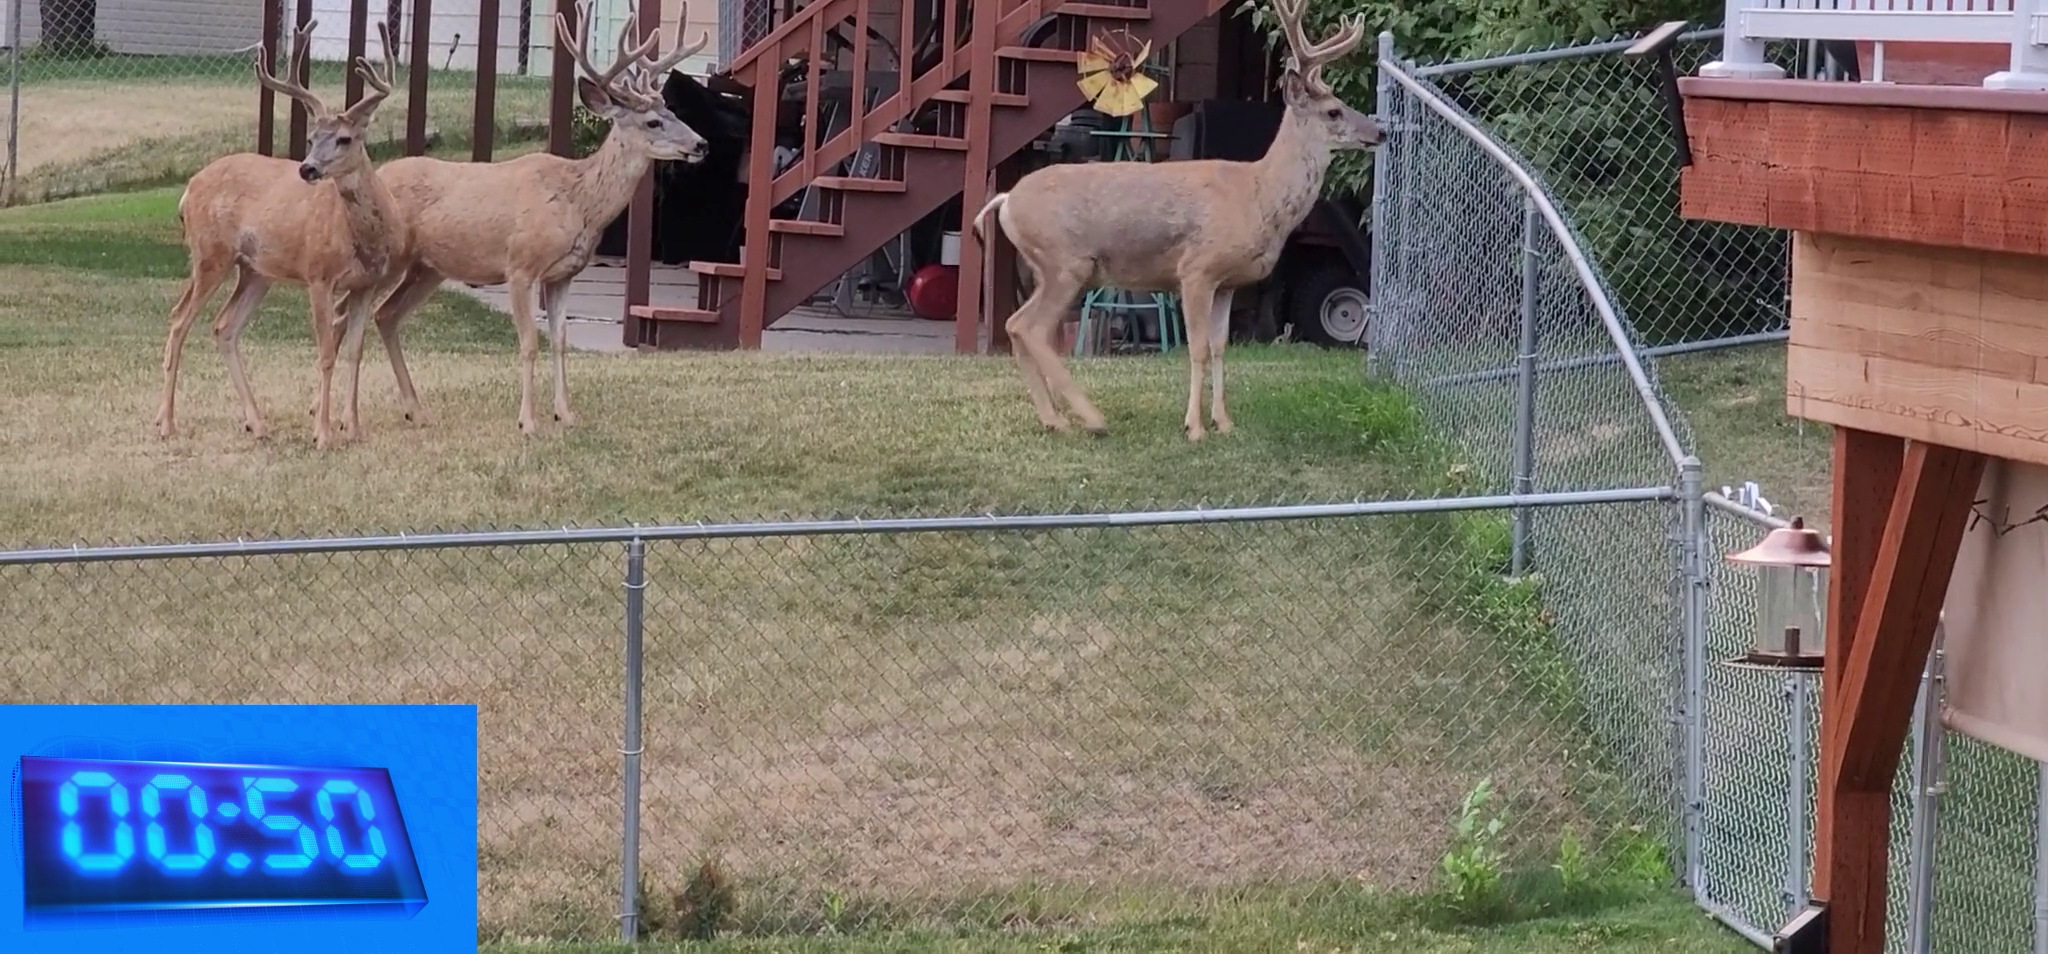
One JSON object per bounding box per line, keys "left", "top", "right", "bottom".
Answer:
{"left": 1724, "top": 516, "right": 1830, "bottom": 671}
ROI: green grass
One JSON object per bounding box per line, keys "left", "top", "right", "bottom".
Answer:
{"left": 478, "top": 884, "right": 1750, "bottom": 952}
{"left": 1655, "top": 344, "right": 1832, "bottom": 529}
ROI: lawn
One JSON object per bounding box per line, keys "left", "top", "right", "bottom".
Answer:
{"left": 0, "top": 188, "right": 1732, "bottom": 946}
{"left": 5, "top": 53, "right": 553, "bottom": 205}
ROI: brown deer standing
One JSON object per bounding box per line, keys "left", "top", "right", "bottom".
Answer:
{"left": 972, "top": 0, "right": 1381, "bottom": 441}
{"left": 356, "top": 0, "right": 709, "bottom": 436}
{"left": 157, "top": 19, "right": 404, "bottom": 450}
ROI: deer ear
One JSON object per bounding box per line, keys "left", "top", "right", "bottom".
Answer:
{"left": 576, "top": 76, "right": 620, "bottom": 115}
{"left": 1277, "top": 68, "right": 1309, "bottom": 105}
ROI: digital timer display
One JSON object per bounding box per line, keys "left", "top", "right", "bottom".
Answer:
{"left": 17, "top": 756, "right": 428, "bottom": 923}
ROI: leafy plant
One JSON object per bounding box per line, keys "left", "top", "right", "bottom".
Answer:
{"left": 671, "top": 856, "right": 736, "bottom": 940}
{"left": 1440, "top": 776, "right": 1511, "bottom": 921}
{"left": 1554, "top": 827, "right": 1592, "bottom": 893}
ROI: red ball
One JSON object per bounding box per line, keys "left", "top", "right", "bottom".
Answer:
{"left": 906, "top": 264, "right": 958, "bottom": 321}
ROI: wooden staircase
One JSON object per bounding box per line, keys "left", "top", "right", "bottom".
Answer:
{"left": 626, "top": 0, "right": 1235, "bottom": 351}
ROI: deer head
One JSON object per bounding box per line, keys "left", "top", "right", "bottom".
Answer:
{"left": 558, "top": 0, "right": 711, "bottom": 163}
{"left": 1270, "top": 0, "right": 1381, "bottom": 150}
{"left": 256, "top": 18, "right": 400, "bottom": 183}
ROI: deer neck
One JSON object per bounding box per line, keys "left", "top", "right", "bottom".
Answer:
{"left": 1251, "top": 109, "right": 1332, "bottom": 235}
{"left": 330, "top": 163, "right": 400, "bottom": 262}
{"left": 565, "top": 128, "right": 653, "bottom": 226}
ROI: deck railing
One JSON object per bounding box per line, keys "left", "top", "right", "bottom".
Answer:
{"left": 1703, "top": 0, "right": 2048, "bottom": 87}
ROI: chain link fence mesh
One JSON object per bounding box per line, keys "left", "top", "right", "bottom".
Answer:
{"left": 2, "top": 0, "right": 555, "bottom": 205}
{"left": 0, "top": 500, "right": 1682, "bottom": 941}
{"left": 0, "top": 543, "right": 629, "bottom": 940}
{"left": 1397, "top": 34, "right": 1794, "bottom": 350}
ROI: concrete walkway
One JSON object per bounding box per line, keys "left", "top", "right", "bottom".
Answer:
{"left": 447, "top": 257, "right": 957, "bottom": 355}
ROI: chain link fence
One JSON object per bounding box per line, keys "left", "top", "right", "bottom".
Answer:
{"left": 1394, "top": 30, "right": 1797, "bottom": 352}
{"left": 2, "top": 0, "right": 555, "bottom": 206}
{"left": 1, "top": 491, "right": 1683, "bottom": 942}
{"left": 1374, "top": 28, "right": 2048, "bottom": 952}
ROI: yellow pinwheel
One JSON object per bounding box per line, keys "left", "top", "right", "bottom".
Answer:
{"left": 1075, "top": 29, "right": 1157, "bottom": 118}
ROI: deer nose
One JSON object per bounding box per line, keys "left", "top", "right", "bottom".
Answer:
{"left": 298, "top": 163, "right": 322, "bottom": 182}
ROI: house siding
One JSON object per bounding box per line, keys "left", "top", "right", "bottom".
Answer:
{"left": 11, "top": 0, "right": 261, "bottom": 54}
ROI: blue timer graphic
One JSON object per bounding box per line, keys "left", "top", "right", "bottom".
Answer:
{"left": 17, "top": 756, "right": 428, "bottom": 925}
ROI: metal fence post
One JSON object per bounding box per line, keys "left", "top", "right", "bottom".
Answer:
{"left": 1907, "top": 626, "right": 1946, "bottom": 954}
{"left": 4, "top": 0, "right": 22, "bottom": 204}
{"left": 1785, "top": 671, "right": 1811, "bottom": 917}
{"left": 1366, "top": 31, "right": 1395, "bottom": 380}
{"left": 1679, "top": 456, "right": 1707, "bottom": 896}
{"left": 619, "top": 536, "right": 647, "bottom": 941}
{"left": 1510, "top": 197, "right": 1541, "bottom": 574}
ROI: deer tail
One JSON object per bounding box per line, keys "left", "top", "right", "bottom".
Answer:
{"left": 970, "top": 192, "right": 1008, "bottom": 243}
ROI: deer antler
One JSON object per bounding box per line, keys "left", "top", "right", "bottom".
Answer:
{"left": 255, "top": 18, "right": 327, "bottom": 116}
{"left": 557, "top": 0, "right": 645, "bottom": 94}
{"left": 1269, "top": 0, "right": 1366, "bottom": 94}
{"left": 343, "top": 19, "right": 400, "bottom": 124}
{"left": 613, "top": 1, "right": 712, "bottom": 110}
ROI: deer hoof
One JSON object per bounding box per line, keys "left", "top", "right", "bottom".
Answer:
{"left": 554, "top": 411, "right": 579, "bottom": 428}
{"left": 1085, "top": 425, "right": 1109, "bottom": 438}
{"left": 518, "top": 418, "right": 540, "bottom": 435}
{"left": 1214, "top": 418, "right": 1235, "bottom": 435}
{"left": 1184, "top": 425, "right": 1206, "bottom": 443}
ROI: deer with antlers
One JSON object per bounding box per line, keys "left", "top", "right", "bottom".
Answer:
{"left": 972, "top": 0, "right": 1381, "bottom": 441}
{"left": 156, "top": 19, "right": 404, "bottom": 450}
{"left": 351, "top": 0, "right": 709, "bottom": 436}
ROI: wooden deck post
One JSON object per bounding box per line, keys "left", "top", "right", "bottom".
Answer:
{"left": 473, "top": 0, "right": 502, "bottom": 160}
{"left": 952, "top": 0, "right": 1001, "bottom": 355}
{"left": 1815, "top": 438, "right": 1985, "bottom": 954}
{"left": 547, "top": 0, "right": 579, "bottom": 157}
{"left": 289, "top": 0, "right": 314, "bottom": 161}
{"left": 737, "top": 54, "right": 781, "bottom": 349}
{"left": 407, "top": 0, "right": 434, "bottom": 156}
{"left": 622, "top": 0, "right": 661, "bottom": 329}
{"left": 345, "top": 0, "right": 369, "bottom": 109}
{"left": 258, "top": 0, "right": 282, "bottom": 156}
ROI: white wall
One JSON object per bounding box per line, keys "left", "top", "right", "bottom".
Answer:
{"left": 9, "top": 0, "right": 260, "bottom": 55}
{"left": 297, "top": 0, "right": 717, "bottom": 77}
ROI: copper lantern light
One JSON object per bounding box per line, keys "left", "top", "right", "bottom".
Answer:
{"left": 1724, "top": 515, "right": 1830, "bottom": 671}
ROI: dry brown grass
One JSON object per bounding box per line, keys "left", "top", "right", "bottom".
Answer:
{"left": 0, "top": 191, "right": 1630, "bottom": 939}
{"left": 6, "top": 66, "right": 553, "bottom": 205}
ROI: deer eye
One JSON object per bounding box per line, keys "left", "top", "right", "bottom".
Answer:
{"left": 336, "top": 136, "right": 354, "bottom": 146}
{"left": 644, "top": 119, "right": 662, "bottom": 129}
{"left": 1325, "top": 108, "right": 1342, "bottom": 120}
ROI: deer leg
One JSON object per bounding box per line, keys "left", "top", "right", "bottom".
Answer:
{"left": 1004, "top": 280, "right": 1071, "bottom": 432}
{"left": 508, "top": 275, "right": 542, "bottom": 435}
{"left": 210, "top": 267, "right": 276, "bottom": 440}
{"left": 309, "top": 283, "right": 345, "bottom": 450}
{"left": 157, "top": 257, "right": 235, "bottom": 439}
{"left": 1176, "top": 279, "right": 1219, "bottom": 441}
{"left": 541, "top": 278, "right": 577, "bottom": 427}
{"left": 370, "top": 264, "right": 441, "bottom": 425}
{"left": 1208, "top": 287, "right": 1236, "bottom": 434}
{"left": 1019, "top": 270, "right": 1108, "bottom": 435}
{"left": 339, "top": 289, "right": 375, "bottom": 441}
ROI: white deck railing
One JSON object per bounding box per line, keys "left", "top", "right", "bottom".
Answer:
{"left": 1705, "top": 0, "right": 2048, "bottom": 88}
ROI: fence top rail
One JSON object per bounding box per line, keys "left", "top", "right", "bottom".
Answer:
{"left": 1704, "top": 490, "right": 1835, "bottom": 547}
{"left": 0, "top": 487, "right": 1676, "bottom": 565}
{"left": 1412, "top": 27, "right": 1725, "bottom": 78}
{"left": 1380, "top": 46, "right": 1691, "bottom": 469}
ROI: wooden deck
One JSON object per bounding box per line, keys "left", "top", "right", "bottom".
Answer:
{"left": 446, "top": 257, "right": 955, "bottom": 355}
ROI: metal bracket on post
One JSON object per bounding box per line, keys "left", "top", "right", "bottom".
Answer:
{"left": 1775, "top": 903, "right": 1828, "bottom": 954}
{"left": 618, "top": 535, "right": 648, "bottom": 942}
{"left": 1625, "top": 21, "right": 1696, "bottom": 168}
{"left": 1679, "top": 456, "right": 1708, "bottom": 900}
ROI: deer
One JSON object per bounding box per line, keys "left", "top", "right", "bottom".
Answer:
{"left": 351, "top": 0, "right": 710, "bottom": 436}
{"left": 156, "top": 18, "right": 405, "bottom": 451}
{"left": 971, "top": 0, "right": 1382, "bottom": 442}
